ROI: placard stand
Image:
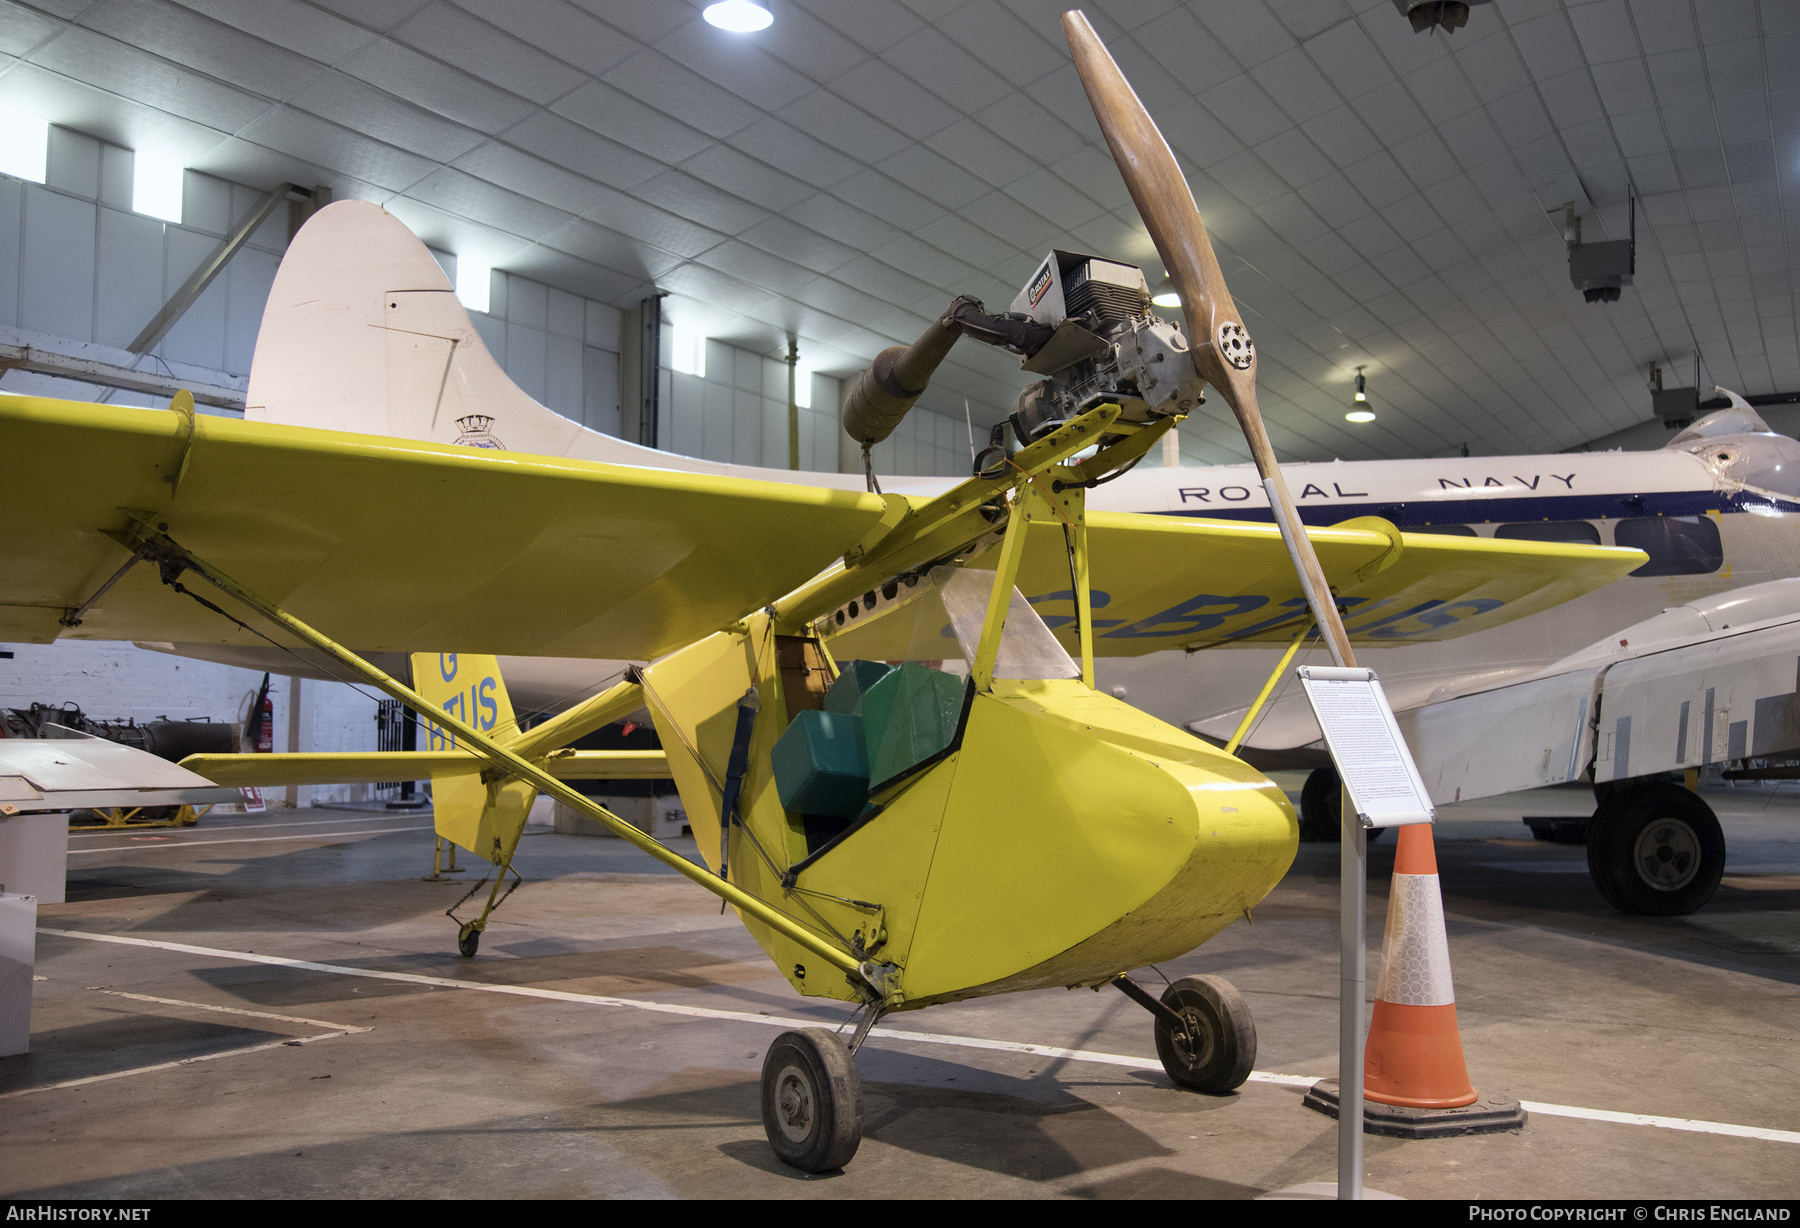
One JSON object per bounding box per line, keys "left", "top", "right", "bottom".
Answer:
{"left": 1301, "top": 666, "right": 1434, "bottom": 1201}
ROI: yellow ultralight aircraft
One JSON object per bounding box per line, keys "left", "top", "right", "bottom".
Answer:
{"left": 0, "top": 16, "right": 1646, "bottom": 1173}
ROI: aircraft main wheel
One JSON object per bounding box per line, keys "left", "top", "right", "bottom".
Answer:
{"left": 761, "top": 1028, "right": 862, "bottom": 1172}
{"left": 1586, "top": 782, "right": 1725, "bottom": 916}
{"left": 1153, "top": 975, "right": 1256, "bottom": 1093}
{"left": 1298, "top": 767, "right": 1385, "bottom": 843}
{"left": 457, "top": 922, "right": 481, "bottom": 957}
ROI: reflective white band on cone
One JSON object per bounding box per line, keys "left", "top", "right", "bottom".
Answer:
{"left": 1373, "top": 872, "right": 1455, "bottom": 1007}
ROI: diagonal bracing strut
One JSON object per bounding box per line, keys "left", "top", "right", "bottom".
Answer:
{"left": 128, "top": 526, "right": 871, "bottom": 990}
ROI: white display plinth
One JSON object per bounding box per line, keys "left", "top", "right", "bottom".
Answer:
{"left": 0, "top": 812, "right": 68, "bottom": 904}
{"left": 0, "top": 892, "right": 38, "bottom": 1056}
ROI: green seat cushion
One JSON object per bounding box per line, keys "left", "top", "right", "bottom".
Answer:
{"left": 823, "top": 658, "right": 894, "bottom": 715}
{"left": 771, "top": 709, "right": 869, "bottom": 818}
{"left": 860, "top": 663, "right": 966, "bottom": 789}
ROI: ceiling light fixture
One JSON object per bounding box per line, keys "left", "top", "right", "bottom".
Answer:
{"left": 1346, "top": 366, "right": 1375, "bottom": 422}
{"left": 704, "top": 1, "right": 773, "bottom": 33}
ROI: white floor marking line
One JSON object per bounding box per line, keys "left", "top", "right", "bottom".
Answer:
{"left": 0, "top": 1032, "right": 359, "bottom": 1100}
{"left": 67, "top": 826, "right": 432, "bottom": 854}
{"left": 37, "top": 929, "right": 1800, "bottom": 1146}
{"left": 69, "top": 815, "right": 419, "bottom": 839}
{"left": 91, "top": 989, "right": 372, "bottom": 1035}
{"left": 0, "top": 988, "right": 370, "bottom": 1101}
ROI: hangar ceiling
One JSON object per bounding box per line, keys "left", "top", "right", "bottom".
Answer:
{"left": 0, "top": 0, "right": 1792, "bottom": 464}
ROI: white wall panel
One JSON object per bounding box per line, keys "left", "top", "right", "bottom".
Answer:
{"left": 0, "top": 178, "right": 23, "bottom": 330}
{"left": 21, "top": 187, "right": 94, "bottom": 343}
{"left": 585, "top": 298, "right": 621, "bottom": 350}
{"left": 161, "top": 225, "right": 227, "bottom": 370}
{"left": 469, "top": 310, "right": 505, "bottom": 365}
{"left": 98, "top": 145, "right": 131, "bottom": 211}
{"left": 545, "top": 331, "right": 582, "bottom": 418}
{"left": 507, "top": 273, "right": 547, "bottom": 330}
{"left": 547, "top": 285, "right": 583, "bottom": 338}
{"left": 45, "top": 126, "right": 99, "bottom": 200}
{"left": 669, "top": 369, "right": 703, "bottom": 457}
{"left": 95, "top": 206, "right": 162, "bottom": 350}
{"left": 761, "top": 391, "right": 787, "bottom": 468}
{"left": 225, "top": 246, "right": 279, "bottom": 375}
{"left": 506, "top": 320, "right": 547, "bottom": 402}
{"left": 732, "top": 387, "right": 761, "bottom": 465}
{"left": 583, "top": 345, "right": 620, "bottom": 435}
{"left": 182, "top": 169, "right": 230, "bottom": 235}
{"left": 701, "top": 377, "right": 733, "bottom": 462}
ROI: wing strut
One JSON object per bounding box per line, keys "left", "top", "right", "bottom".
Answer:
{"left": 122, "top": 524, "right": 873, "bottom": 994}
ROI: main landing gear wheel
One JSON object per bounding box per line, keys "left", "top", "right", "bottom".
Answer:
{"left": 1154, "top": 975, "right": 1257, "bottom": 1093}
{"left": 760, "top": 1028, "right": 863, "bottom": 1172}
{"left": 456, "top": 922, "right": 481, "bottom": 957}
{"left": 1298, "top": 767, "right": 1386, "bottom": 844}
{"left": 1587, "top": 782, "right": 1725, "bottom": 916}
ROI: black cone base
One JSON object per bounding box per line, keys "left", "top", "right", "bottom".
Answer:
{"left": 1303, "top": 1078, "right": 1527, "bottom": 1139}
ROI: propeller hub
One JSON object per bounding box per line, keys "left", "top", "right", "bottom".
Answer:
{"left": 1217, "top": 321, "right": 1255, "bottom": 370}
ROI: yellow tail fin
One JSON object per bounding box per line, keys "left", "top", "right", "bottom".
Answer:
{"left": 411, "top": 652, "right": 532, "bottom": 865}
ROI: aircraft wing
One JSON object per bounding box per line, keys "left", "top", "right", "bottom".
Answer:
{"left": 1, "top": 395, "right": 888, "bottom": 659}
{"left": 1397, "top": 603, "right": 1800, "bottom": 805}
{"left": 826, "top": 511, "right": 1646, "bottom": 659}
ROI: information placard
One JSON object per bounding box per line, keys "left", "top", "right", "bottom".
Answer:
{"left": 1297, "top": 666, "right": 1434, "bottom": 829}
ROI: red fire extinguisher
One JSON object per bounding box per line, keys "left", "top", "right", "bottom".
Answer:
{"left": 248, "top": 673, "right": 274, "bottom": 753}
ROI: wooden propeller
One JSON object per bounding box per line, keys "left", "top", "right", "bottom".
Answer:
{"left": 1062, "top": 9, "right": 1355, "bottom": 667}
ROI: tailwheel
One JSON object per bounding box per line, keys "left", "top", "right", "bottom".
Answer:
{"left": 760, "top": 1028, "right": 862, "bottom": 1172}
{"left": 456, "top": 921, "right": 482, "bottom": 958}
{"left": 1154, "top": 975, "right": 1257, "bottom": 1093}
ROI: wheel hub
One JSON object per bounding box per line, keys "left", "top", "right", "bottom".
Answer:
{"left": 1173, "top": 1009, "right": 1215, "bottom": 1069}
{"left": 1634, "top": 818, "right": 1700, "bottom": 891}
{"left": 773, "top": 1064, "right": 815, "bottom": 1142}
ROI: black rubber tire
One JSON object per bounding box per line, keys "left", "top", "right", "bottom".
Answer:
{"left": 1153, "top": 975, "right": 1256, "bottom": 1093}
{"left": 1586, "top": 782, "right": 1725, "bottom": 916}
{"left": 761, "top": 1028, "right": 862, "bottom": 1172}
{"left": 457, "top": 923, "right": 481, "bottom": 958}
{"left": 1298, "top": 766, "right": 1385, "bottom": 843}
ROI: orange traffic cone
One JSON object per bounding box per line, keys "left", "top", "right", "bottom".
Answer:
{"left": 1363, "top": 824, "right": 1479, "bottom": 1109}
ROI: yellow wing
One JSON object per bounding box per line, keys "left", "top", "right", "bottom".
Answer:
{"left": 825, "top": 510, "right": 1647, "bottom": 659}
{"left": 1, "top": 395, "right": 887, "bottom": 658}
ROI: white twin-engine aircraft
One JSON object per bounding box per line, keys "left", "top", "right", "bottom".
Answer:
{"left": 162, "top": 200, "right": 1800, "bottom": 916}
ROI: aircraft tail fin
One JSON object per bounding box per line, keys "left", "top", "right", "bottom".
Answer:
{"left": 246, "top": 200, "right": 656, "bottom": 464}
{"left": 411, "top": 651, "right": 532, "bottom": 864}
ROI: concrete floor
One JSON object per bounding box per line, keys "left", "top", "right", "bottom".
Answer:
{"left": 2, "top": 780, "right": 1796, "bottom": 1200}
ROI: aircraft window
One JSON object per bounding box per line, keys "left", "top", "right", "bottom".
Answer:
{"left": 1494, "top": 521, "right": 1602, "bottom": 545}
{"left": 1615, "top": 516, "right": 1724, "bottom": 577}
{"left": 1406, "top": 525, "right": 1477, "bottom": 536}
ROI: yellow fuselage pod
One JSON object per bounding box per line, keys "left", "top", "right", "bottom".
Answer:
{"left": 642, "top": 615, "right": 1297, "bottom": 1010}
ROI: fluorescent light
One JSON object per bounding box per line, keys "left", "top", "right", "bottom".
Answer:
{"left": 455, "top": 258, "right": 491, "bottom": 314}
{"left": 794, "top": 360, "right": 813, "bottom": 408}
{"left": 1345, "top": 409, "right": 1376, "bottom": 423}
{"left": 1151, "top": 291, "right": 1182, "bottom": 307}
{"left": 703, "top": 1, "right": 772, "bottom": 32}
{"left": 0, "top": 111, "right": 48, "bottom": 183}
{"left": 132, "top": 152, "right": 185, "bottom": 223}
{"left": 672, "top": 323, "right": 706, "bottom": 378}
